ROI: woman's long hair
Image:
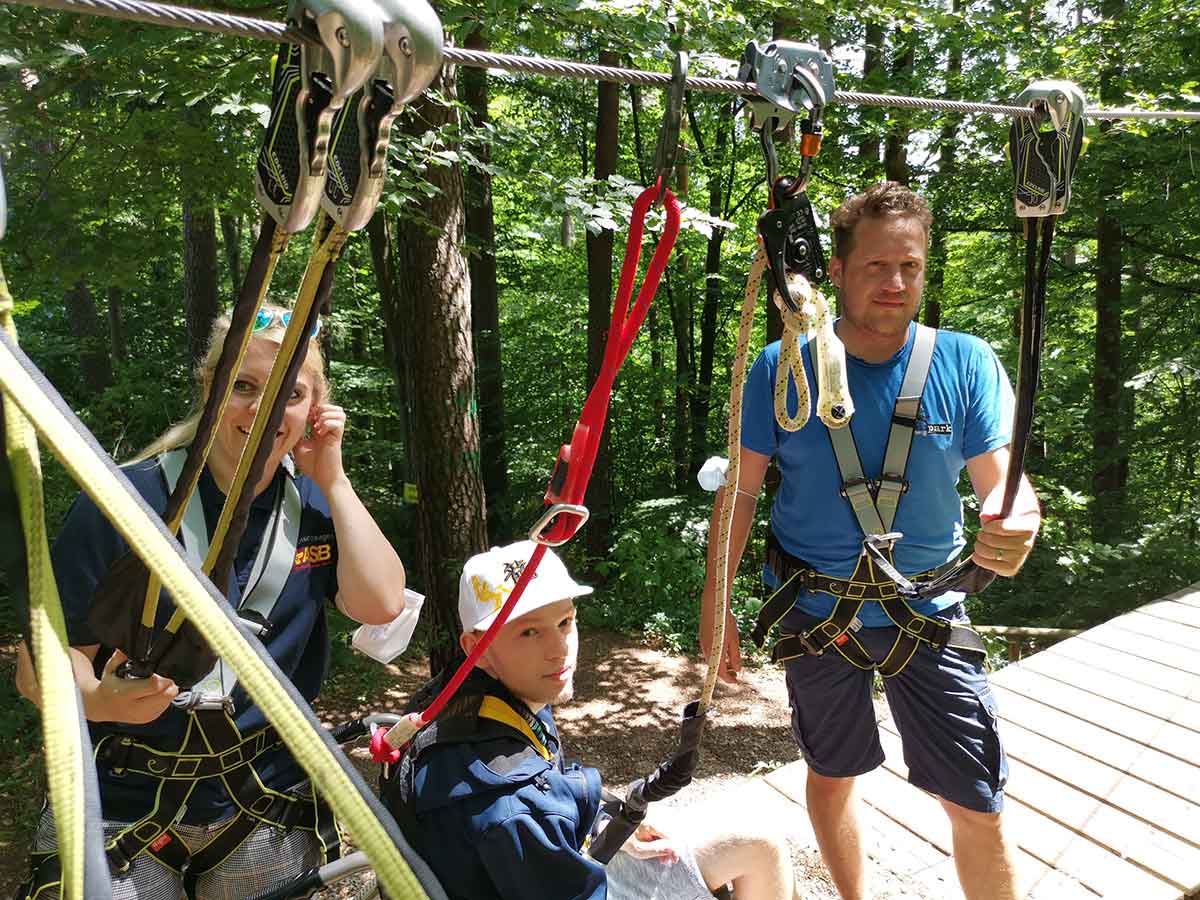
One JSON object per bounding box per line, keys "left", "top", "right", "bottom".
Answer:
{"left": 129, "top": 304, "right": 329, "bottom": 463}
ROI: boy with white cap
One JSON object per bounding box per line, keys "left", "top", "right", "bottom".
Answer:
{"left": 381, "top": 541, "right": 799, "bottom": 900}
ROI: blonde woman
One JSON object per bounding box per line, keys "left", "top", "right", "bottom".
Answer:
{"left": 15, "top": 305, "right": 410, "bottom": 899}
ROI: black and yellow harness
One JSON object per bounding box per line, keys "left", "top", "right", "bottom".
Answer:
{"left": 18, "top": 451, "right": 338, "bottom": 900}
{"left": 751, "top": 324, "right": 985, "bottom": 677}
{"left": 20, "top": 705, "right": 339, "bottom": 900}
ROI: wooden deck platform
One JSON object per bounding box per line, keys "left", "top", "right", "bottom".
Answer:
{"left": 759, "top": 583, "right": 1200, "bottom": 899}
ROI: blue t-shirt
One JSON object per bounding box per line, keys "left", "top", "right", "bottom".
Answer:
{"left": 53, "top": 457, "right": 339, "bottom": 823}
{"left": 741, "top": 322, "right": 1013, "bottom": 626}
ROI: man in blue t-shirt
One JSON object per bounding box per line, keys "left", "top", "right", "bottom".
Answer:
{"left": 699, "top": 182, "right": 1040, "bottom": 900}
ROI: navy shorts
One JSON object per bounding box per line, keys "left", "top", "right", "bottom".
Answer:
{"left": 779, "top": 603, "right": 1007, "bottom": 814}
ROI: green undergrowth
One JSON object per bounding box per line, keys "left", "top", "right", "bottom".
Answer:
{"left": 582, "top": 492, "right": 771, "bottom": 661}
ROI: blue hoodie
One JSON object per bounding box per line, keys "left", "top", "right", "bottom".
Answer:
{"left": 383, "top": 671, "right": 605, "bottom": 900}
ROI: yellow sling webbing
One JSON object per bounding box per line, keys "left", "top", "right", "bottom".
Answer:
{"left": 155, "top": 214, "right": 347, "bottom": 641}
{"left": 0, "top": 261, "right": 87, "bottom": 900}
{"left": 0, "top": 327, "right": 428, "bottom": 900}
{"left": 138, "top": 225, "right": 289, "bottom": 633}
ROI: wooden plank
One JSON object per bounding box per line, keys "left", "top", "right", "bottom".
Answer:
{"left": 990, "top": 685, "right": 1200, "bottom": 802}
{"left": 764, "top": 760, "right": 965, "bottom": 897}
{"left": 874, "top": 728, "right": 1182, "bottom": 898}
{"left": 765, "top": 760, "right": 1097, "bottom": 899}
{"left": 994, "top": 666, "right": 1198, "bottom": 762}
{"left": 1140, "top": 600, "right": 1200, "bottom": 629}
{"left": 997, "top": 716, "right": 1200, "bottom": 847}
{"left": 1016, "top": 652, "right": 1200, "bottom": 732}
{"left": 1050, "top": 637, "right": 1200, "bottom": 700}
{"left": 1076, "top": 626, "right": 1200, "bottom": 677}
{"left": 1109, "top": 612, "right": 1200, "bottom": 651}
{"left": 1159, "top": 584, "right": 1200, "bottom": 609}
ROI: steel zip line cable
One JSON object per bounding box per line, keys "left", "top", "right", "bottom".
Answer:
{"left": 4, "top": 0, "right": 1200, "bottom": 121}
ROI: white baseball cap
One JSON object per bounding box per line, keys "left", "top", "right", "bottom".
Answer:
{"left": 458, "top": 540, "right": 593, "bottom": 633}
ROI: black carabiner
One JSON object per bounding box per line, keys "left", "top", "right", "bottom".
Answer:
{"left": 652, "top": 48, "right": 688, "bottom": 206}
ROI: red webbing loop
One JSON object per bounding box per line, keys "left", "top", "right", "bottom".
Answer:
{"left": 376, "top": 179, "right": 681, "bottom": 760}
{"left": 539, "top": 179, "right": 682, "bottom": 545}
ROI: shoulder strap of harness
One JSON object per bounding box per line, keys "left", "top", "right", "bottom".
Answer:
{"left": 827, "top": 323, "right": 937, "bottom": 537}
{"left": 159, "top": 449, "right": 302, "bottom": 698}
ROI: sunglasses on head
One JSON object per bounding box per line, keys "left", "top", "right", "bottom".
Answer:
{"left": 253, "top": 308, "right": 322, "bottom": 339}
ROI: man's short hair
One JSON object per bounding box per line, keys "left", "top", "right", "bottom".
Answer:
{"left": 830, "top": 181, "right": 933, "bottom": 261}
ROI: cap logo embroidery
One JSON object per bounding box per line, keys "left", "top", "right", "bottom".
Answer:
{"left": 472, "top": 575, "right": 511, "bottom": 614}
{"left": 502, "top": 560, "right": 533, "bottom": 584}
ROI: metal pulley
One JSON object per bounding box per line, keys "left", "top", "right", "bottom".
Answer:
{"left": 738, "top": 40, "right": 835, "bottom": 133}
{"left": 322, "top": 0, "right": 444, "bottom": 231}
{"left": 1009, "top": 79, "right": 1086, "bottom": 217}
{"left": 253, "top": 0, "right": 384, "bottom": 232}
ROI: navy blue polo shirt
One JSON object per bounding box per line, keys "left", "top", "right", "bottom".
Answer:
{"left": 52, "top": 456, "right": 339, "bottom": 824}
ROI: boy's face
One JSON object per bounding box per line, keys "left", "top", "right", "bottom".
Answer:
{"left": 462, "top": 598, "right": 579, "bottom": 711}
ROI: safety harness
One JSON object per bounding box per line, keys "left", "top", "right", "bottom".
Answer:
{"left": 749, "top": 324, "right": 986, "bottom": 677}
{"left": 20, "top": 450, "right": 339, "bottom": 899}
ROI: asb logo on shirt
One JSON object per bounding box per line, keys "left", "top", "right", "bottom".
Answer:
{"left": 294, "top": 533, "right": 335, "bottom": 570}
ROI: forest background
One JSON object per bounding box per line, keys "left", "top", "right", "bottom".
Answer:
{"left": 0, "top": 0, "right": 1197, "bottom": 722}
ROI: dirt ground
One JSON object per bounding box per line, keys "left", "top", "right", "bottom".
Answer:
{"left": 0, "top": 632, "right": 862, "bottom": 898}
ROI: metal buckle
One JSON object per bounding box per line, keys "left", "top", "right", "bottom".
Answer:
{"left": 172, "top": 690, "right": 235, "bottom": 716}
{"left": 839, "top": 477, "right": 874, "bottom": 500}
{"left": 797, "top": 630, "right": 824, "bottom": 657}
{"left": 529, "top": 503, "right": 590, "bottom": 547}
{"left": 863, "top": 531, "right": 903, "bottom": 553}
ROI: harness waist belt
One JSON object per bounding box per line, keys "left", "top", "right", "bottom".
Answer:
{"left": 753, "top": 531, "right": 984, "bottom": 678}
{"left": 95, "top": 727, "right": 280, "bottom": 780}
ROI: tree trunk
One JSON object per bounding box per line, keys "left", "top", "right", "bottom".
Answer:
{"left": 857, "top": 22, "right": 885, "bottom": 167}
{"left": 64, "top": 280, "right": 113, "bottom": 392}
{"left": 924, "top": 7, "right": 963, "bottom": 329}
{"left": 584, "top": 50, "right": 620, "bottom": 564}
{"left": 389, "top": 63, "right": 488, "bottom": 672}
{"left": 1091, "top": 0, "right": 1127, "bottom": 542}
{"left": 220, "top": 210, "right": 242, "bottom": 297}
{"left": 183, "top": 196, "right": 220, "bottom": 367}
{"left": 666, "top": 275, "right": 691, "bottom": 490}
{"left": 462, "top": 26, "right": 510, "bottom": 542}
{"left": 883, "top": 31, "right": 914, "bottom": 184}
{"left": 107, "top": 286, "right": 127, "bottom": 365}
{"left": 368, "top": 210, "right": 413, "bottom": 502}
{"left": 689, "top": 99, "right": 733, "bottom": 476}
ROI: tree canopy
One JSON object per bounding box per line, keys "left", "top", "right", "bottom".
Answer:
{"left": 1, "top": 0, "right": 1198, "bottom": 659}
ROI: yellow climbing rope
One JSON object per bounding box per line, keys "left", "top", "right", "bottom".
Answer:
{"left": 705, "top": 252, "right": 855, "bottom": 714}
{"left": 0, "top": 302, "right": 428, "bottom": 900}
{"left": 1, "top": 260, "right": 88, "bottom": 900}
{"left": 701, "top": 247, "right": 768, "bottom": 713}
{"left": 772, "top": 271, "right": 853, "bottom": 433}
